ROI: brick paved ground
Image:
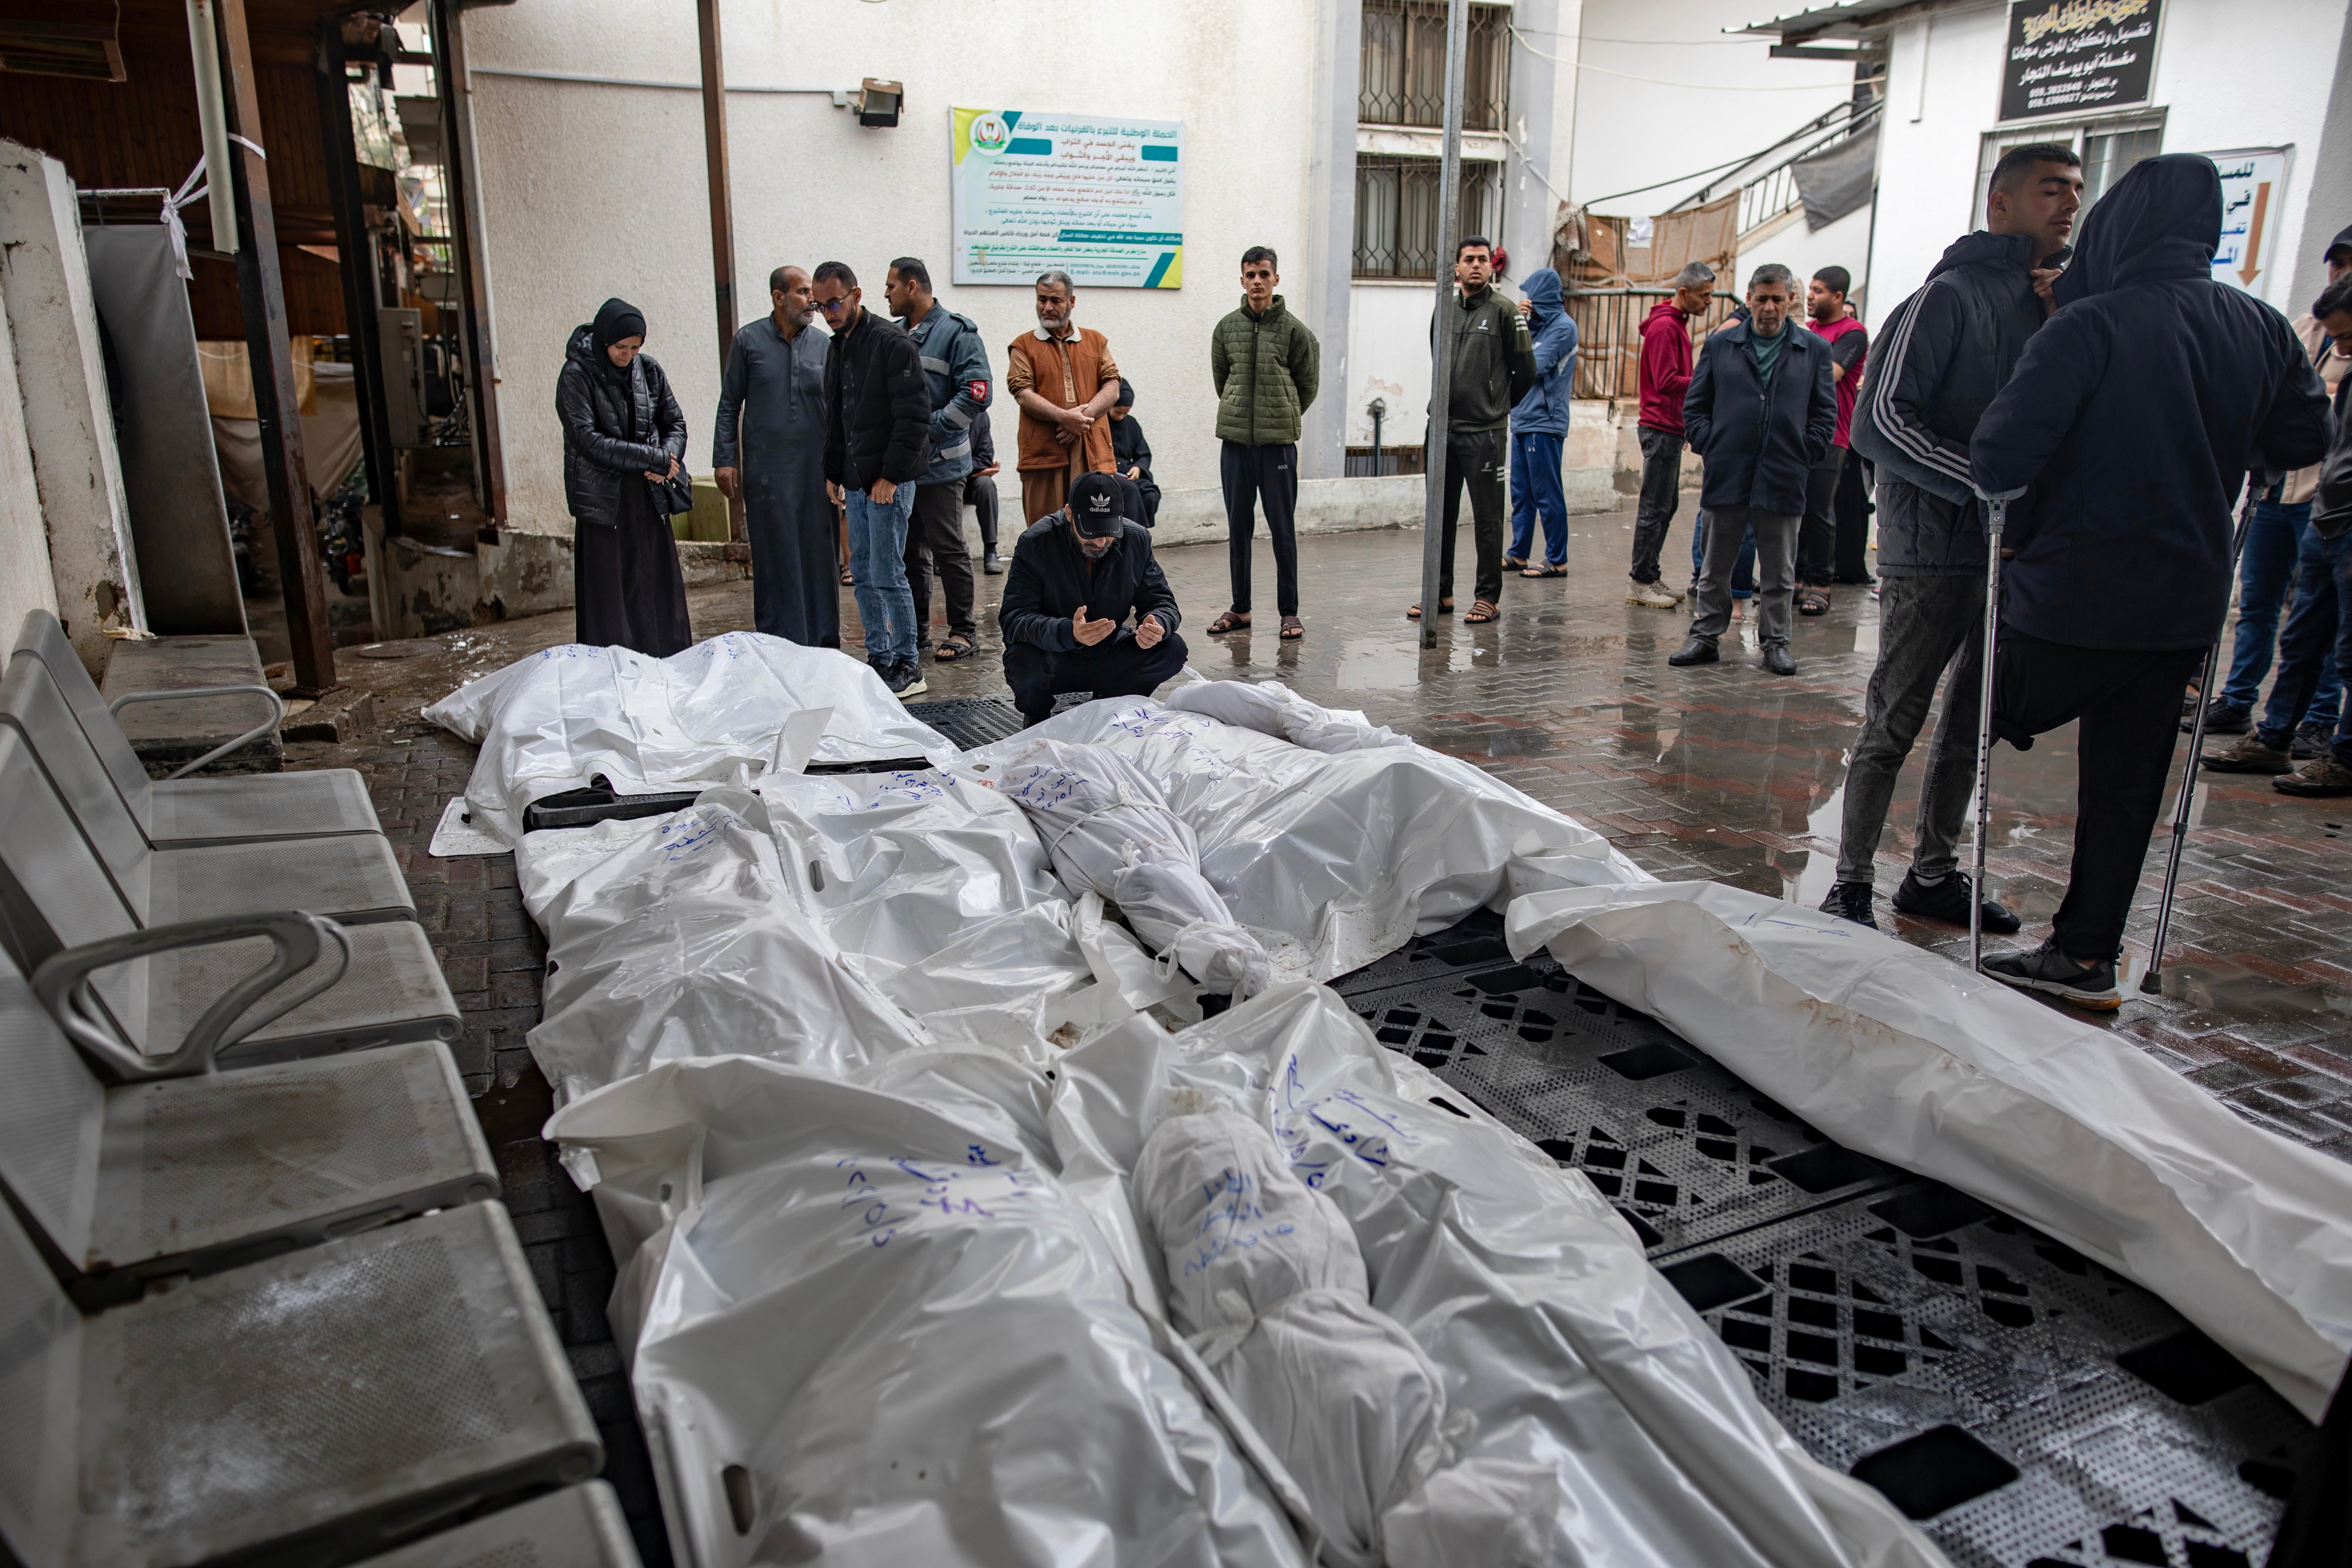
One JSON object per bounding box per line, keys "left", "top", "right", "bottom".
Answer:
{"left": 285, "top": 497, "right": 2352, "bottom": 1558}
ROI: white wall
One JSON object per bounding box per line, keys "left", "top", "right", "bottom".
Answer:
{"left": 465, "top": 0, "right": 1319, "bottom": 535}
{"left": 1346, "top": 281, "right": 1438, "bottom": 448}
{"left": 1867, "top": 0, "right": 2351, "bottom": 325}
{"left": 1568, "top": 0, "right": 1856, "bottom": 217}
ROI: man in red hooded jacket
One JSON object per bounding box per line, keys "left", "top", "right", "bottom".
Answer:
{"left": 1627, "top": 263, "right": 1717, "bottom": 607}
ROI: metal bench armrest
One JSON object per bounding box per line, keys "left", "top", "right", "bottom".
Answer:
{"left": 32, "top": 911, "right": 351, "bottom": 1080}
{"left": 107, "top": 684, "right": 286, "bottom": 780}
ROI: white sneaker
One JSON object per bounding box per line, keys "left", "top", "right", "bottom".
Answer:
{"left": 1666, "top": 583, "right": 1689, "bottom": 605}
{"left": 1626, "top": 579, "right": 1680, "bottom": 610}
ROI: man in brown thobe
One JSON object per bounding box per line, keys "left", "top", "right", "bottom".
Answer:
{"left": 1006, "top": 270, "right": 1122, "bottom": 523}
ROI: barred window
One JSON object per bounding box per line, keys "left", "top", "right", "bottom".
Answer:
{"left": 1359, "top": 0, "right": 1510, "bottom": 132}
{"left": 1353, "top": 157, "right": 1502, "bottom": 280}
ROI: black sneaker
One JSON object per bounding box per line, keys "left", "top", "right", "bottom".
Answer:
{"left": 1982, "top": 938, "right": 2122, "bottom": 1011}
{"left": 2292, "top": 721, "right": 2333, "bottom": 760}
{"left": 1819, "top": 881, "right": 1877, "bottom": 929}
{"left": 882, "top": 660, "right": 928, "bottom": 699}
{"left": 1668, "top": 636, "right": 1719, "bottom": 667}
{"left": 1892, "top": 869, "right": 2020, "bottom": 933}
{"left": 2187, "top": 701, "right": 2251, "bottom": 735}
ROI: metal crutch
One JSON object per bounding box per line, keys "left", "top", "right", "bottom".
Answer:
{"left": 2141, "top": 469, "right": 2271, "bottom": 995}
{"left": 1969, "top": 484, "right": 2027, "bottom": 974}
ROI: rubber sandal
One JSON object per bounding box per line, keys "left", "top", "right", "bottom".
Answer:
{"left": 1206, "top": 611, "right": 1252, "bottom": 635}
{"left": 1520, "top": 565, "right": 1567, "bottom": 579}
{"left": 1502, "top": 556, "right": 1528, "bottom": 572}
{"left": 1797, "top": 588, "right": 1831, "bottom": 616}
{"left": 933, "top": 636, "right": 976, "bottom": 662}
{"left": 839, "top": 567, "right": 854, "bottom": 585}
{"left": 1279, "top": 616, "right": 1304, "bottom": 640}
{"left": 1406, "top": 600, "right": 1454, "bottom": 620}
{"left": 1463, "top": 600, "right": 1500, "bottom": 624}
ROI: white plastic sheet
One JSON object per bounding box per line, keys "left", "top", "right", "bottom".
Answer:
{"left": 543, "top": 1056, "right": 1311, "bottom": 1568}
{"left": 1134, "top": 1106, "right": 1451, "bottom": 1568}
{"left": 423, "top": 633, "right": 955, "bottom": 844}
{"left": 964, "top": 698, "right": 1650, "bottom": 979}
{"left": 1162, "top": 677, "right": 1411, "bottom": 753}
{"left": 1050, "top": 984, "right": 1947, "bottom": 1568}
{"left": 1506, "top": 880, "right": 2352, "bottom": 1421}
{"left": 997, "top": 740, "right": 1273, "bottom": 998}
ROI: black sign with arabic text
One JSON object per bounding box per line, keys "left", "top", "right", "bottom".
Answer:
{"left": 1999, "top": 0, "right": 2162, "bottom": 123}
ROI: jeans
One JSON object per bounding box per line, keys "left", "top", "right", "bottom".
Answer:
{"left": 1437, "top": 427, "right": 1508, "bottom": 605}
{"left": 1796, "top": 447, "right": 1846, "bottom": 588}
{"left": 1993, "top": 629, "right": 2206, "bottom": 960}
{"left": 1509, "top": 430, "right": 1569, "bottom": 568}
{"left": 1692, "top": 513, "right": 1757, "bottom": 597}
{"left": 2256, "top": 525, "right": 2352, "bottom": 765}
{"left": 906, "top": 479, "right": 977, "bottom": 645}
{"left": 1004, "top": 629, "right": 1190, "bottom": 725}
{"left": 1629, "top": 426, "right": 1683, "bottom": 583}
{"left": 843, "top": 483, "right": 919, "bottom": 666}
{"left": 1690, "top": 506, "right": 1798, "bottom": 647}
{"left": 1221, "top": 441, "right": 1300, "bottom": 616}
{"left": 2225, "top": 498, "right": 2342, "bottom": 724}
{"left": 1836, "top": 575, "right": 1984, "bottom": 884}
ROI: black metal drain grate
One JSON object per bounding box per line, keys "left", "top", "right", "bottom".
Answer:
{"left": 903, "top": 696, "right": 1029, "bottom": 750}
{"left": 1333, "top": 910, "right": 2318, "bottom": 1567}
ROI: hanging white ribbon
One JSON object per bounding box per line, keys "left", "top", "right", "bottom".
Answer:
{"left": 162, "top": 157, "right": 209, "bottom": 281}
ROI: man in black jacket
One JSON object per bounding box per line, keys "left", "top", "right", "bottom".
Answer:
{"left": 998, "top": 472, "right": 1186, "bottom": 727}
{"left": 1669, "top": 263, "right": 1836, "bottom": 676}
{"left": 816, "top": 260, "right": 934, "bottom": 697}
{"left": 1969, "top": 155, "right": 2331, "bottom": 1008}
{"left": 1822, "top": 143, "right": 2080, "bottom": 934}
{"left": 1412, "top": 237, "right": 1536, "bottom": 624}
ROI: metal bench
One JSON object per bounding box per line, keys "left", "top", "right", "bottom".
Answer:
{"left": 12, "top": 610, "right": 381, "bottom": 847}
{"left": 0, "top": 661, "right": 414, "bottom": 928}
{"left": 0, "top": 728, "right": 458, "bottom": 1070}
{"left": 0, "top": 1199, "right": 601, "bottom": 1568}
{"left": 0, "top": 937, "right": 495, "bottom": 1308}
{"left": 346, "top": 1483, "right": 642, "bottom": 1567}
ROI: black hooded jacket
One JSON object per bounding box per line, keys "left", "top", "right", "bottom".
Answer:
{"left": 557, "top": 324, "right": 687, "bottom": 528}
{"left": 1850, "top": 231, "right": 2053, "bottom": 578}
{"left": 998, "top": 514, "right": 1180, "bottom": 653}
{"left": 1971, "top": 155, "right": 2330, "bottom": 651}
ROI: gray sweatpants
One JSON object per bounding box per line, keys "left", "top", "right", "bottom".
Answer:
{"left": 1690, "top": 505, "right": 1799, "bottom": 648}
{"left": 1836, "top": 573, "right": 1985, "bottom": 885}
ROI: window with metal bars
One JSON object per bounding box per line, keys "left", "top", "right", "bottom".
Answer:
{"left": 1353, "top": 157, "right": 1502, "bottom": 279}
{"left": 1359, "top": 0, "right": 1510, "bottom": 132}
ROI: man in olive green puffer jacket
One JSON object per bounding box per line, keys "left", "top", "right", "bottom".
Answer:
{"left": 1208, "top": 247, "right": 1321, "bottom": 638}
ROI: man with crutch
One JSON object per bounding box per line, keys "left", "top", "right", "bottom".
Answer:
{"left": 1965, "top": 155, "right": 2328, "bottom": 1009}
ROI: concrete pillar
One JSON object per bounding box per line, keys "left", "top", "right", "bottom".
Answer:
{"left": 1301, "top": 0, "right": 1364, "bottom": 483}
{"left": 0, "top": 268, "right": 62, "bottom": 643}
{"left": 1504, "top": 0, "right": 1574, "bottom": 278}
{"left": 0, "top": 139, "right": 145, "bottom": 672}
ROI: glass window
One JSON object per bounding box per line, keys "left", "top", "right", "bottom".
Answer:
{"left": 1359, "top": 1, "right": 1509, "bottom": 132}
{"left": 1972, "top": 111, "right": 2165, "bottom": 229}
{"left": 1353, "top": 156, "right": 1501, "bottom": 279}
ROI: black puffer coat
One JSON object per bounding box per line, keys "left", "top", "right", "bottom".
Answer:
{"left": 557, "top": 325, "right": 687, "bottom": 527}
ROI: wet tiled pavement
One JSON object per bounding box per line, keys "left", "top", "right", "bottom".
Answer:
{"left": 283, "top": 496, "right": 2352, "bottom": 1559}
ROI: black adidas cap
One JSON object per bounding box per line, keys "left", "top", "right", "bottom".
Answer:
{"left": 1067, "top": 472, "right": 1127, "bottom": 537}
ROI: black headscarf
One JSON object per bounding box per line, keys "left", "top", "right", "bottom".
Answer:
{"left": 2052, "top": 154, "right": 2221, "bottom": 310}
{"left": 589, "top": 297, "right": 647, "bottom": 377}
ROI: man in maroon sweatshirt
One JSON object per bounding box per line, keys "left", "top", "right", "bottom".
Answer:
{"left": 1627, "top": 263, "right": 1717, "bottom": 608}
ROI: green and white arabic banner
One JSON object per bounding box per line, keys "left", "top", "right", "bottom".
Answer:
{"left": 951, "top": 108, "right": 1184, "bottom": 289}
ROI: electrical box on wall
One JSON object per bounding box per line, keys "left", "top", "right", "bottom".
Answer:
{"left": 377, "top": 307, "right": 428, "bottom": 448}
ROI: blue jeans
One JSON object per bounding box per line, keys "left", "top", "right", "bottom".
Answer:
{"left": 1692, "top": 512, "right": 1758, "bottom": 598}
{"left": 844, "top": 483, "right": 918, "bottom": 666}
{"left": 2223, "top": 497, "right": 2342, "bottom": 724}
{"left": 1508, "top": 430, "right": 1568, "bottom": 567}
{"left": 2257, "top": 525, "right": 2352, "bottom": 765}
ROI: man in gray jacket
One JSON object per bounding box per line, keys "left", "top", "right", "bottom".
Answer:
{"left": 1821, "top": 143, "right": 2080, "bottom": 931}
{"left": 887, "top": 256, "right": 993, "bottom": 662}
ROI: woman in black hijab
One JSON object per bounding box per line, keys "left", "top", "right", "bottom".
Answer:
{"left": 557, "top": 296, "right": 692, "bottom": 655}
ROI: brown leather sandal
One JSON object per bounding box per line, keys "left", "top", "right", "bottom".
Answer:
{"left": 1463, "top": 600, "right": 1501, "bottom": 624}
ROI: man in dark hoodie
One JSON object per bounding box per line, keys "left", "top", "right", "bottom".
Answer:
{"left": 1627, "top": 263, "right": 1716, "bottom": 609}
{"left": 1968, "top": 154, "right": 2331, "bottom": 1008}
{"left": 1822, "top": 143, "right": 2080, "bottom": 935}
{"left": 1411, "top": 237, "right": 1537, "bottom": 624}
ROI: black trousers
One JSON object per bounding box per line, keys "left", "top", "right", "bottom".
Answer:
{"left": 1222, "top": 441, "right": 1299, "bottom": 616}
{"left": 1437, "top": 427, "right": 1508, "bottom": 605}
{"left": 1796, "top": 446, "right": 1846, "bottom": 588}
{"left": 1833, "top": 453, "right": 1874, "bottom": 583}
{"left": 965, "top": 470, "right": 1000, "bottom": 555}
{"left": 905, "top": 480, "right": 977, "bottom": 645}
{"left": 1993, "top": 629, "right": 2205, "bottom": 961}
{"left": 1629, "top": 426, "right": 1684, "bottom": 584}
{"left": 1004, "top": 629, "right": 1190, "bottom": 725}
